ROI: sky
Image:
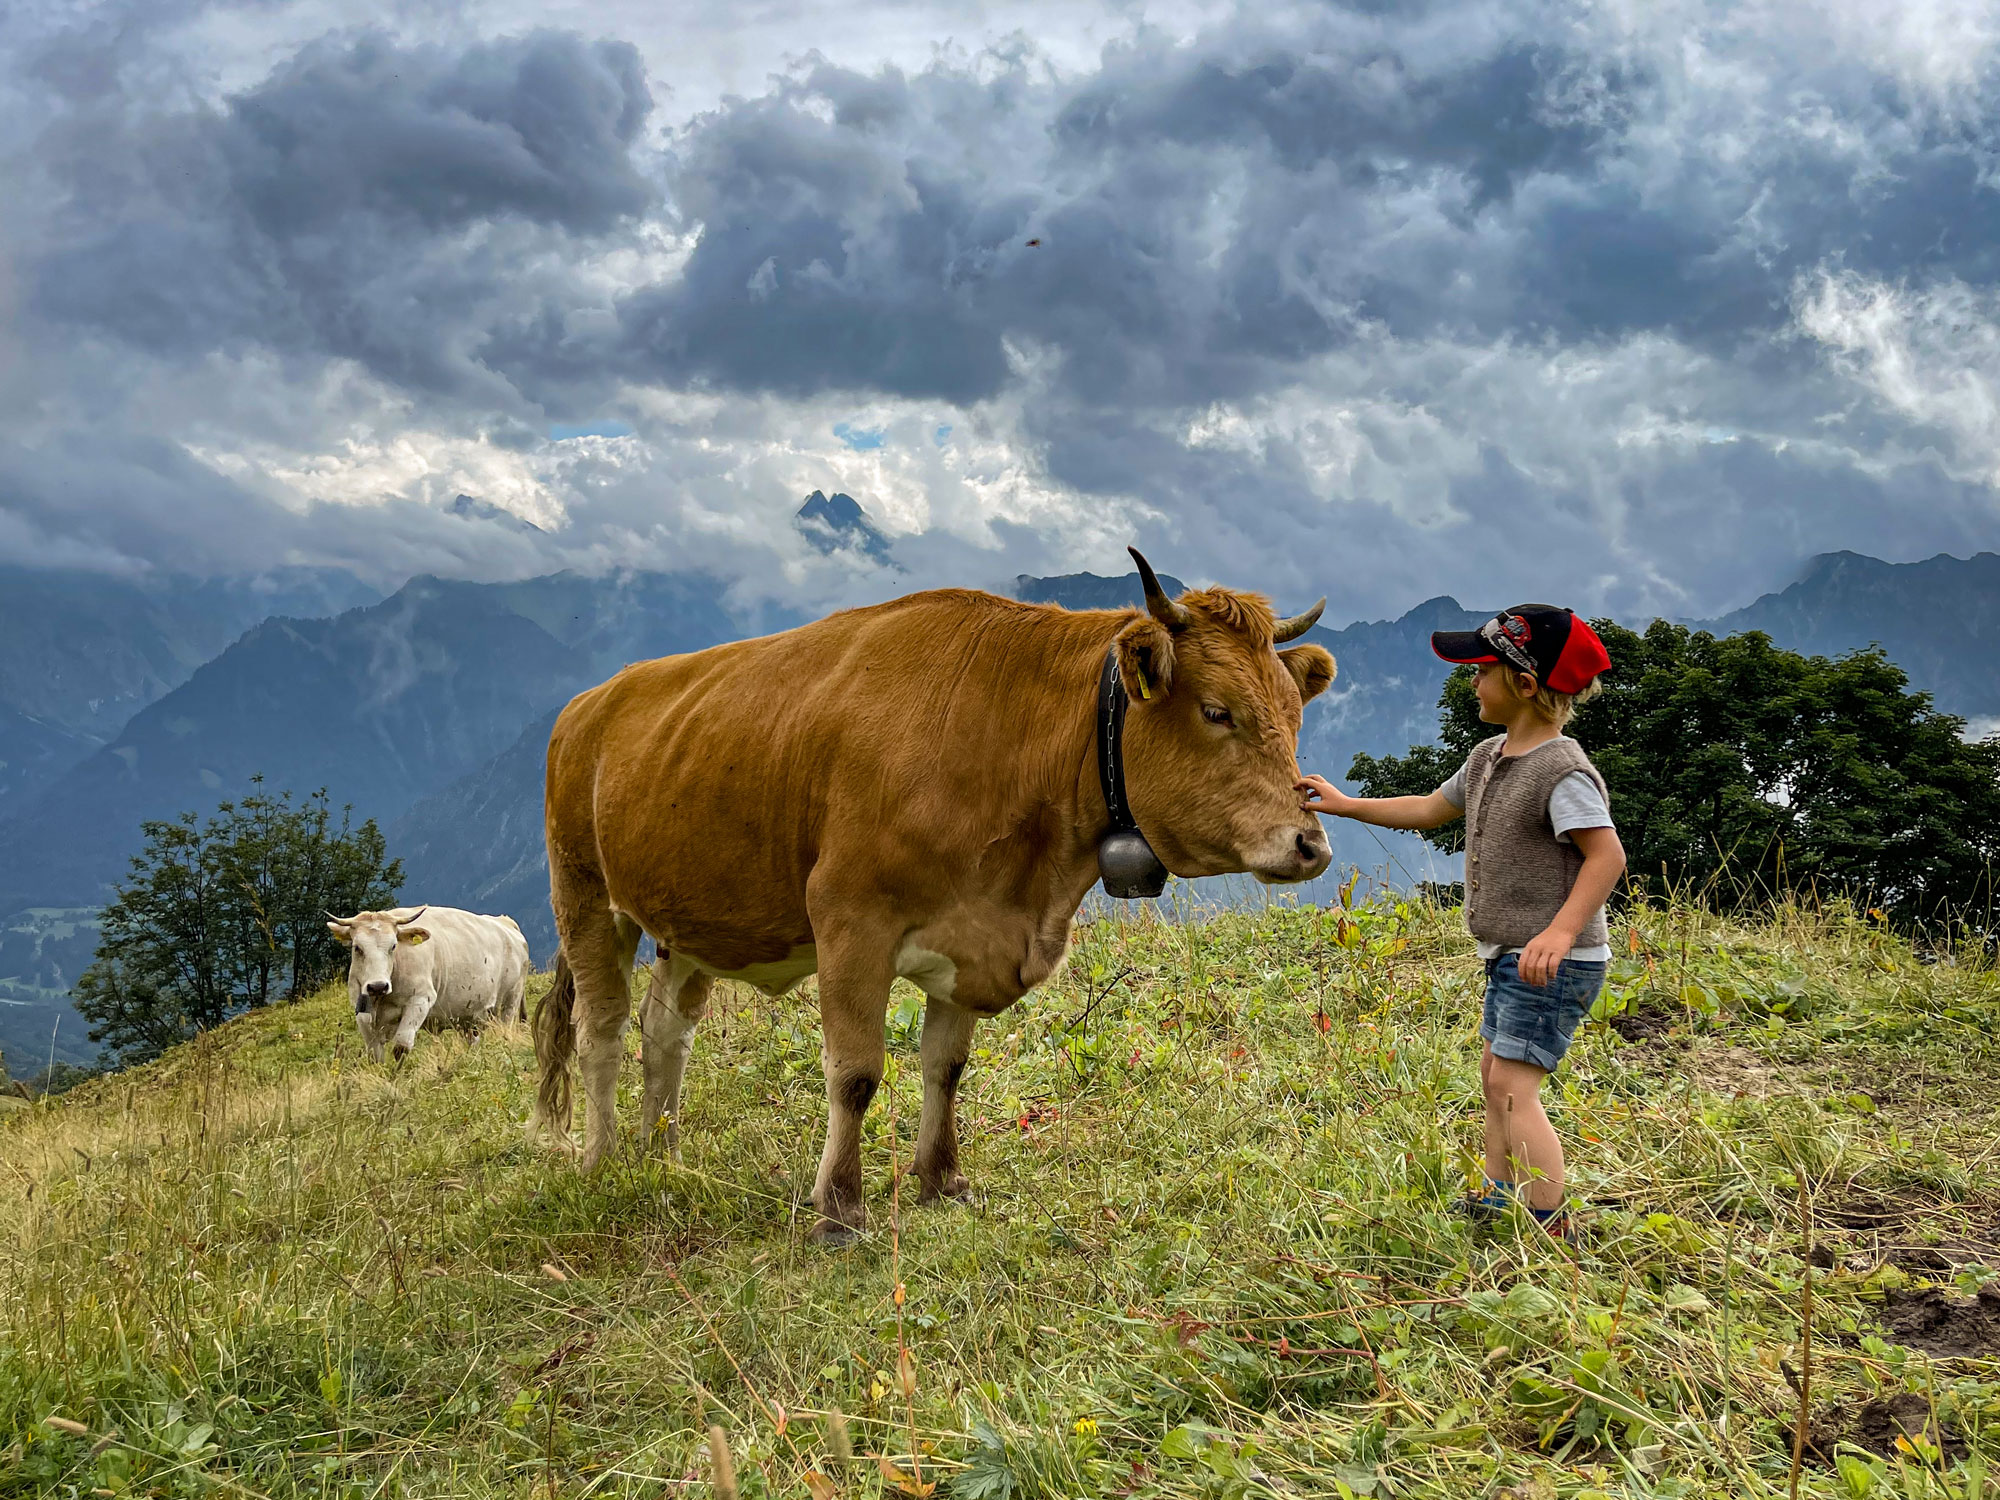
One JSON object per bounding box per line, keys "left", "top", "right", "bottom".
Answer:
{"left": 6, "top": 0, "right": 2000, "bottom": 622}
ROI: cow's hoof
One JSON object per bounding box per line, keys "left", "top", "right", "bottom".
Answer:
{"left": 810, "top": 1216, "right": 865, "bottom": 1247}
{"left": 917, "top": 1173, "right": 973, "bottom": 1205}
{"left": 392, "top": 1046, "right": 410, "bottom": 1063}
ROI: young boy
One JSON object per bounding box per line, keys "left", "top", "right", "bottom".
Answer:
{"left": 1298, "top": 605, "right": 1624, "bottom": 1236}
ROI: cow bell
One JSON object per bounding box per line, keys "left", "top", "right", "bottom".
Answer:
{"left": 1098, "top": 830, "right": 1169, "bottom": 900}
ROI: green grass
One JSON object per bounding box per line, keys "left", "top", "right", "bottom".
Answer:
{"left": 6, "top": 892, "right": 2000, "bottom": 1498}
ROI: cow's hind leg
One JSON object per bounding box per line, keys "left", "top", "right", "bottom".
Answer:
{"left": 914, "top": 997, "right": 976, "bottom": 1203}
{"left": 498, "top": 958, "right": 526, "bottom": 1025}
{"left": 638, "top": 953, "right": 712, "bottom": 1158}
{"left": 566, "top": 903, "right": 644, "bottom": 1172}
{"left": 809, "top": 926, "right": 896, "bottom": 1243}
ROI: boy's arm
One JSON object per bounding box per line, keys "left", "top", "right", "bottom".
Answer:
{"left": 1516, "top": 825, "right": 1627, "bottom": 986}
{"left": 1297, "top": 775, "right": 1461, "bottom": 832}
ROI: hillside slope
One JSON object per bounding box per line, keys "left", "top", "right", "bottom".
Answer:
{"left": 0, "top": 580, "right": 590, "bottom": 914}
{"left": 0, "top": 570, "right": 769, "bottom": 917}
{"left": 6, "top": 899, "right": 1999, "bottom": 1496}
{"left": 0, "top": 565, "right": 379, "bottom": 817}
{"left": 1709, "top": 550, "right": 2000, "bottom": 720}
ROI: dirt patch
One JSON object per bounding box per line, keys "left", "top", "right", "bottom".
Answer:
{"left": 1620, "top": 1032, "right": 1800, "bottom": 1099}
{"left": 1810, "top": 1393, "right": 1965, "bottom": 1462}
{"left": 1860, "top": 1201, "right": 2000, "bottom": 1273}
{"left": 1878, "top": 1284, "right": 2000, "bottom": 1358}
{"left": 1823, "top": 1189, "right": 1912, "bottom": 1232}
{"left": 1608, "top": 1002, "right": 1679, "bottom": 1043}
{"left": 1682, "top": 1043, "right": 1787, "bottom": 1099}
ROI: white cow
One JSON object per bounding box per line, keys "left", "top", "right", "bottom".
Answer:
{"left": 328, "top": 905, "right": 530, "bottom": 1062}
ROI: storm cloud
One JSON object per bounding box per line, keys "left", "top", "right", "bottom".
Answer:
{"left": 3, "top": 0, "right": 2000, "bottom": 616}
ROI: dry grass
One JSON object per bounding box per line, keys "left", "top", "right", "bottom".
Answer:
{"left": 4, "top": 892, "right": 2000, "bottom": 1498}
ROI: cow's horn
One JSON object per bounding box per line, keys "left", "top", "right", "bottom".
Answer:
{"left": 1128, "top": 547, "right": 1189, "bottom": 631}
{"left": 325, "top": 910, "right": 357, "bottom": 925}
{"left": 395, "top": 906, "right": 429, "bottom": 927}
{"left": 1272, "top": 598, "right": 1326, "bottom": 643}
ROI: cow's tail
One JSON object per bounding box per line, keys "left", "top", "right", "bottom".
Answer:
{"left": 532, "top": 951, "right": 576, "bottom": 1138}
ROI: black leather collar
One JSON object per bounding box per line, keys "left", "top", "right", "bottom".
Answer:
{"left": 1095, "top": 647, "right": 1169, "bottom": 898}
{"left": 1097, "top": 647, "right": 1138, "bottom": 833}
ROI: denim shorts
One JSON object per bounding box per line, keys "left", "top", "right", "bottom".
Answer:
{"left": 1481, "top": 953, "right": 1608, "bottom": 1072}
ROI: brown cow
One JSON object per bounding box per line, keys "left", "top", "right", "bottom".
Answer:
{"left": 534, "top": 550, "right": 1335, "bottom": 1240}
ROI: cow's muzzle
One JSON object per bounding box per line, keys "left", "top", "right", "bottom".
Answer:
{"left": 365, "top": 980, "right": 391, "bottom": 998}
{"left": 1254, "top": 826, "right": 1333, "bottom": 885}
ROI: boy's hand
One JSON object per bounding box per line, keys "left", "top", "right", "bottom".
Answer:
{"left": 1296, "top": 774, "right": 1354, "bottom": 817}
{"left": 1517, "top": 926, "right": 1575, "bottom": 988}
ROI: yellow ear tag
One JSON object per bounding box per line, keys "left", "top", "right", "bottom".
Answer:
{"left": 1135, "top": 666, "right": 1152, "bottom": 700}
{"left": 403, "top": 931, "right": 427, "bottom": 946}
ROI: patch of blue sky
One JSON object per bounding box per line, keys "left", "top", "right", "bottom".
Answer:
{"left": 549, "top": 420, "right": 634, "bottom": 440}
{"left": 834, "top": 421, "right": 885, "bottom": 450}
{"left": 934, "top": 424, "right": 952, "bottom": 446}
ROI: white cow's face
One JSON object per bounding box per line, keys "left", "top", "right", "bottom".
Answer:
{"left": 327, "top": 911, "right": 431, "bottom": 1019}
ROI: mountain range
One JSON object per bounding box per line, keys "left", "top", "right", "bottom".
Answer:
{"left": 0, "top": 565, "right": 381, "bottom": 817}
{"left": 1, "top": 522, "right": 1994, "bottom": 1076}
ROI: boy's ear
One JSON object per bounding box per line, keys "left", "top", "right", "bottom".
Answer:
{"left": 1280, "top": 645, "right": 1336, "bottom": 704}
{"left": 1115, "top": 618, "right": 1176, "bottom": 701}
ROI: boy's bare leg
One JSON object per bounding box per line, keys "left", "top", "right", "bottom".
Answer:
{"left": 1482, "top": 1045, "right": 1565, "bottom": 1211}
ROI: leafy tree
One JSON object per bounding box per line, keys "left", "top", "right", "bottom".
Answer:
{"left": 1349, "top": 621, "right": 2000, "bottom": 930}
{"left": 74, "top": 784, "right": 402, "bottom": 1067}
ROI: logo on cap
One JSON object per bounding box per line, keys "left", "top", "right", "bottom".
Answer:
{"left": 1479, "top": 612, "right": 1538, "bottom": 675}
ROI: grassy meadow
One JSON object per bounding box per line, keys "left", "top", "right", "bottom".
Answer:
{"left": 6, "top": 890, "right": 2000, "bottom": 1498}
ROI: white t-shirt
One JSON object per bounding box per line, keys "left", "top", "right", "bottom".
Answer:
{"left": 1438, "top": 753, "right": 1614, "bottom": 964}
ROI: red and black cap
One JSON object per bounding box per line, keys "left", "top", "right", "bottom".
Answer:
{"left": 1431, "top": 605, "right": 1611, "bottom": 695}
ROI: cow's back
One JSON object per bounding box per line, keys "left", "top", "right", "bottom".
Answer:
{"left": 399, "top": 906, "right": 532, "bottom": 1025}
{"left": 546, "top": 590, "right": 1110, "bottom": 972}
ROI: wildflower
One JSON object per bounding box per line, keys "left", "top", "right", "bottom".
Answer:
{"left": 1073, "top": 1416, "right": 1099, "bottom": 1438}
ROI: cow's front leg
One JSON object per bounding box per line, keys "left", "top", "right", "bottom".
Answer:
{"left": 810, "top": 934, "right": 894, "bottom": 1244}
{"left": 391, "top": 993, "right": 435, "bottom": 1062}
{"left": 357, "top": 1011, "right": 385, "bottom": 1064}
{"left": 914, "top": 997, "right": 975, "bottom": 1203}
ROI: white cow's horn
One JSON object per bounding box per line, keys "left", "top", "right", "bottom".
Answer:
{"left": 395, "top": 906, "right": 429, "bottom": 927}
{"left": 326, "top": 909, "right": 358, "bottom": 925}
{"left": 1272, "top": 599, "right": 1326, "bottom": 643}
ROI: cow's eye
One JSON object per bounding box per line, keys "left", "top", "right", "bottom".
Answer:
{"left": 1202, "top": 704, "right": 1234, "bottom": 728}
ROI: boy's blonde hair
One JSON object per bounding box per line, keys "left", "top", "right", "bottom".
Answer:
{"left": 1508, "top": 670, "right": 1603, "bottom": 727}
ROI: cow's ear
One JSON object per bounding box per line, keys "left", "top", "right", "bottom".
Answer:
{"left": 1115, "top": 617, "right": 1176, "bottom": 701}
{"left": 327, "top": 921, "right": 353, "bottom": 944}
{"left": 399, "top": 927, "right": 430, "bottom": 946}
{"left": 1280, "top": 644, "right": 1336, "bottom": 704}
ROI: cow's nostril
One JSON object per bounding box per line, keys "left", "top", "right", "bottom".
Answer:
{"left": 366, "top": 981, "right": 389, "bottom": 996}
{"left": 1296, "top": 831, "right": 1320, "bottom": 862}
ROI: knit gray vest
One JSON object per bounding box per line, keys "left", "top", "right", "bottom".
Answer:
{"left": 1461, "top": 735, "right": 1612, "bottom": 951}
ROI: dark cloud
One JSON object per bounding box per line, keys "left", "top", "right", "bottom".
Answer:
{"left": 31, "top": 30, "right": 656, "bottom": 399}
{"left": 613, "top": 13, "right": 2000, "bottom": 405}
{"left": 222, "top": 32, "right": 654, "bottom": 236}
